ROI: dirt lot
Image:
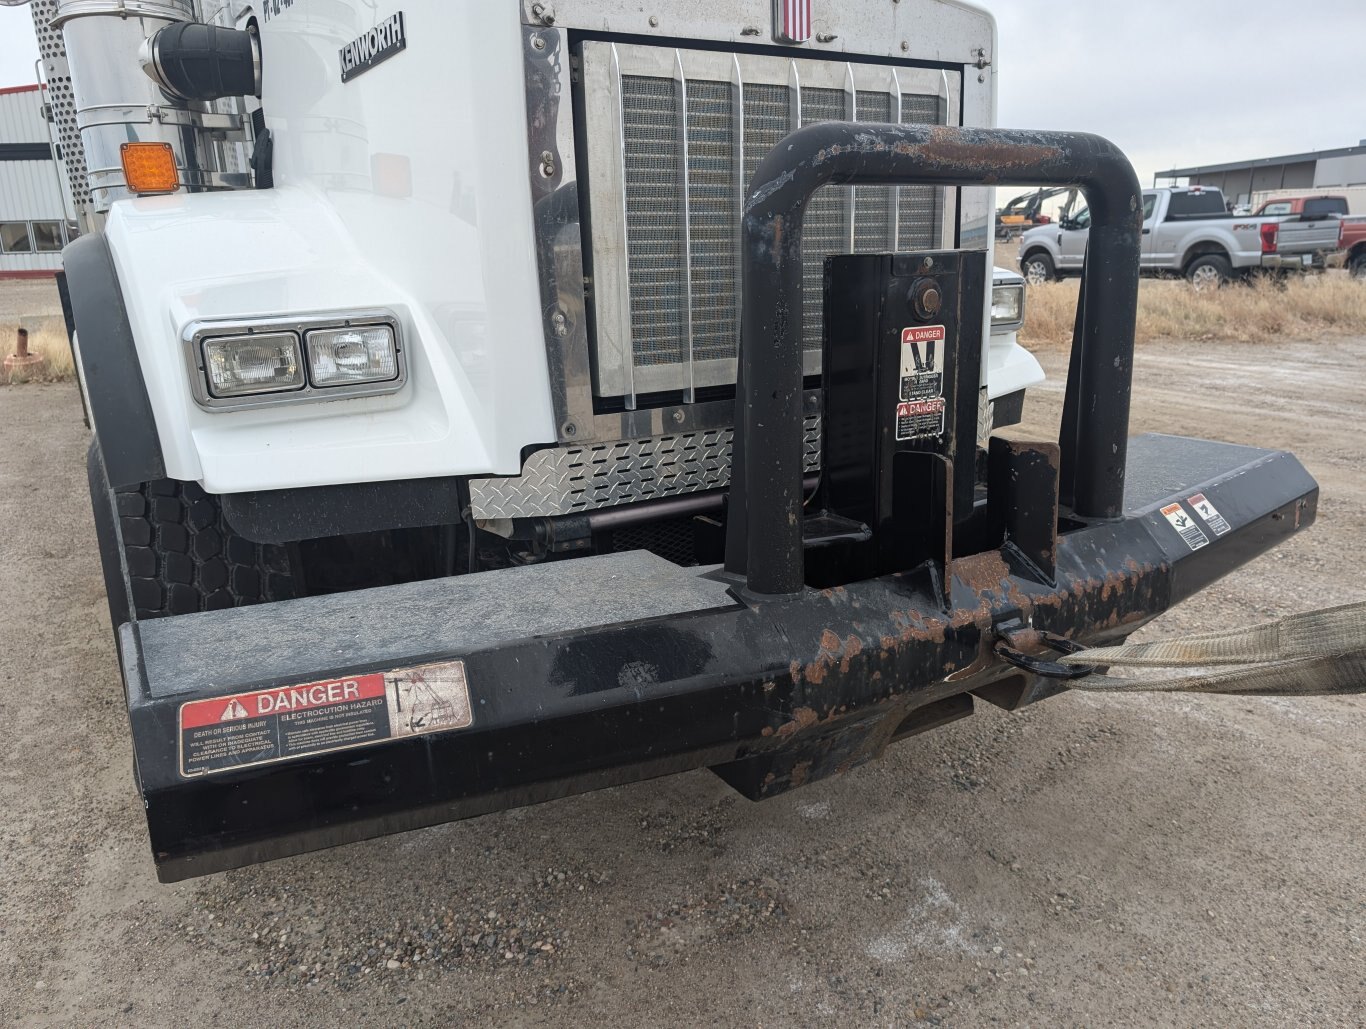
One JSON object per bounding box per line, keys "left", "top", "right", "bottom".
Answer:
{"left": 1, "top": 334, "right": 1363, "bottom": 1026}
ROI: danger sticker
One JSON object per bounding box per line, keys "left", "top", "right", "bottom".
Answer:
{"left": 896, "top": 397, "right": 946, "bottom": 440}
{"left": 900, "top": 324, "right": 947, "bottom": 403}
{"left": 178, "top": 659, "right": 472, "bottom": 778}
{"left": 1187, "top": 492, "right": 1231, "bottom": 536}
{"left": 1160, "top": 502, "right": 1209, "bottom": 551}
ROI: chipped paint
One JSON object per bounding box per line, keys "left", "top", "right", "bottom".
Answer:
{"left": 775, "top": 707, "right": 820, "bottom": 738}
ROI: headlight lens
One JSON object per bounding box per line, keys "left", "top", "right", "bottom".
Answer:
{"left": 306, "top": 325, "right": 399, "bottom": 387}
{"left": 202, "top": 332, "right": 304, "bottom": 397}
{"left": 991, "top": 284, "right": 1025, "bottom": 328}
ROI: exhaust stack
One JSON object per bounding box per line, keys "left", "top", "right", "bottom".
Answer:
{"left": 39, "top": 0, "right": 252, "bottom": 225}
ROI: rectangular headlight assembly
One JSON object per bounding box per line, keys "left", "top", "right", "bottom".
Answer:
{"left": 185, "top": 311, "right": 405, "bottom": 410}
{"left": 991, "top": 283, "right": 1025, "bottom": 331}
{"left": 306, "top": 325, "right": 399, "bottom": 388}
{"left": 202, "top": 332, "right": 305, "bottom": 398}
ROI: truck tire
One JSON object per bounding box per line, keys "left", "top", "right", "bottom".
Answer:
{"left": 1186, "top": 253, "right": 1232, "bottom": 290}
{"left": 1350, "top": 251, "right": 1366, "bottom": 280}
{"left": 88, "top": 442, "right": 300, "bottom": 625}
{"left": 1021, "top": 251, "right": 1055, "bottom": 285}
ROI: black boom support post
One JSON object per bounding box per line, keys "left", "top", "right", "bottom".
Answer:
{"left": 725, "top": 124, "right": 1144, "bottom": 595}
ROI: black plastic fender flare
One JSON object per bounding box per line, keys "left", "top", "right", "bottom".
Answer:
{"left": 64, "top": 233, "right": 166, "bottom": 487}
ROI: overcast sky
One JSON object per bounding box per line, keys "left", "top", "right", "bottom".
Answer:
{"left": 3, "top": 0, "right": 1364, "bottom": 195}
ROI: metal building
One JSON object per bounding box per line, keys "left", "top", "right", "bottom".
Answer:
{"left": 0, "top": 83, "right": 74, "bottom": 278}
{"left": 1157, "top": 143, "right": 1366, "bottom": 212}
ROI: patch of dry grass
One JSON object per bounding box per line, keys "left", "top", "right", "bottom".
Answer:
{"left": 1022, "top": 272, "right": 1366, "bottom": 348}
{"left": 1, "top": 316, "right": 73, "bottom": 383}
{"left": 1, "top": 278, "right": 71, "bottom": 384}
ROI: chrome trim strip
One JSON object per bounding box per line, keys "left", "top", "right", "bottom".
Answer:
{"left": 939, "top": 67, "right": 959, "bottom": 246}
{"left": 674, "top": 48, "right": 696, "bottom": 404}
{"left": 520, "top": 0, "right": 997, "bottom": 68}
{"left": 888, "top": 67, "right": 902, "bottom": 247}
{"left": 610, "top": 43, "right": 638, "bottom": 411}
{"left": 522, "top": 25, "right": 595, "bottom": 442}
{"left": 730, "top": 53, "right": 745, "bottom": 363}
{"left": 843, "top": 62, "right": 856, "bottom": 253}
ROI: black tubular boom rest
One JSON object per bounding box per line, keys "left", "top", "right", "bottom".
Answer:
{"left": 724, "top": 123, "right": 1144, "bottom": 596}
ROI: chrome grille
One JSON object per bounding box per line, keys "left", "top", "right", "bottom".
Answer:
{"left": 898, "top": 94, "right": 946, "bottom": 251}
{"left": 799, "top": 86, "right": 847, "bottom": 355}
{"left": 685, "top": 79, "right": 737, "bottom": 366}
{"left": 854, "top": 90, "right": 894, "bottom": 254}
{"left": 621, "top": 74, "right": 685, "bottom": 369}
{"left": 584, "top": 44, "right": 953, "bottom": 405}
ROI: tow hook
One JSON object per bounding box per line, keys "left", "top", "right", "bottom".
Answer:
{"left": 993, "top": 623, "right": 1097, "bottom": 680}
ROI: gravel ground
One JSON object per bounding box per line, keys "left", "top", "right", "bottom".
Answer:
{"left": 0, "top": 278, "right": 62, "bottom": 325}
{"left": 1, "top": 336, "right": 1363, "bottom": 1026}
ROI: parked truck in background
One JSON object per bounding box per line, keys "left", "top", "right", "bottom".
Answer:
{"left": 1019, "top": 186, "right": 1343, "bottom": 287}
{"left": 1253, "top": 195, "right": 1366, "bottom": 279}
{"left": 4, "top": 0, "right": 1320, "bottom": 882}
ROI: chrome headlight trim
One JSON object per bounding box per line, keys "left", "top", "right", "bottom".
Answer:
{"left": 183, "top": 309, "right": 406, "bottom": 411}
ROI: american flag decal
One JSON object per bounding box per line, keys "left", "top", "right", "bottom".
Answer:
{"left": 773, "top": 0, "right": 813, "bottom": 44}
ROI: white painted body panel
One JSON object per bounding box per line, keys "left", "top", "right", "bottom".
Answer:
{"left": 986, "top": 328, "right": 1042, "bottom": 399}
{"left": 92, "top": 0, "right": 1028, "bottom": 494}
{"left": 987, "top": 269, "right": 1043, "bottom": 400}
{"left": 105, "top": 2, "right": 554, "bottom": 492}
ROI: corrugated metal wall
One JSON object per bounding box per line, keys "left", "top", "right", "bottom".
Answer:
{"left": 0, "top": 86, "right": 65, "bottom": 274}
{"left": 0, "top": 86, "right": 50, "bottom": 144}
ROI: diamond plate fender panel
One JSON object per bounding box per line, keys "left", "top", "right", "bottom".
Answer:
{"left": 469, "top": 414, "right": 821, "bottom": 519}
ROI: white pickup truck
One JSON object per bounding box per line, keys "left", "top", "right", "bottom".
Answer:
{"left": 1020, "top": 186, "right": 1343, "bottom": 287}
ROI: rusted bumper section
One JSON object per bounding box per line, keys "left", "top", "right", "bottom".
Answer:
{"left": 119, "top": 435, "right": 1314, "bottom": 881}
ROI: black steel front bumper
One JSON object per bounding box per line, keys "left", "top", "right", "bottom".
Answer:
{"left": 121, "top": 434, "right": 1315, "bottom": 881}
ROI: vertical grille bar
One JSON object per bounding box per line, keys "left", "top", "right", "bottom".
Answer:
{"left": 673, "top": 51, "right": 696, "bottom": 403}
{"left": 889, "top": 70, "right": 902, "bottom": 247}
{"left": 897, "top": 91, "right": 945, "bottom": 251}
{"left": 730, "top": 55, "right": 745, "bottom": 376}
{"left": 620, "top": 73, "right": 686, "bottom": 388}
{"left": 843, "top": 64, "right": 857, "bottom": 253}
{"left": 686, "top": 76, "right": 739, "bottom": 370}
{"left": 798, "top": 84, "right": 848, "bottom": 354}
{"left": 853, "top": 88, "right": 893, "bottom": 252}
{"left": 609, "top": 44, "right": 638, "bottom": 409}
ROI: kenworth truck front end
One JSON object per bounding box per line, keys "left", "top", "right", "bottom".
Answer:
{"left": 25, "top": 0, "right": 1317, "bottom": 880}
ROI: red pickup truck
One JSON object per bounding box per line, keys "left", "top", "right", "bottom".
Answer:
{"left": 1253, "top": 196, "right": 1366, "bottom": 278}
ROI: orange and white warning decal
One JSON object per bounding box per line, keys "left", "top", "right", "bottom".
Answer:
{"left": 1159, "top": 502, "right": 1209, "bottom": 551}
{"left": 178, "top": 659, "right": 472, "bottom": 778}
{"left": 1186, "top": 492, "right": 1232, "bottom": 536}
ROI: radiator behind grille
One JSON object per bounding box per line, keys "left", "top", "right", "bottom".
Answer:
{"left": 584, "top": 44, "right": 952, "bottom": 405}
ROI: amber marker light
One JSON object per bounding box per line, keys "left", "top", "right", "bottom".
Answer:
{"left": 120, "top": 142, "right": 180, "bottom": 195}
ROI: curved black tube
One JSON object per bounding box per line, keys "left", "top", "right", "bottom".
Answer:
{"left": 724, "top": 123, "right": 1143, "bottom": 595}
{"left": 143, "top": 23, "right": 259, "bottom": 103}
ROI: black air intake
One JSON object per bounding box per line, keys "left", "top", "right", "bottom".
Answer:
{"left": 141, "top": 22, "right": 259, "bottom": 102}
